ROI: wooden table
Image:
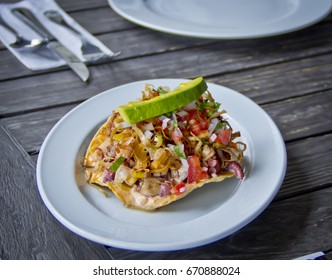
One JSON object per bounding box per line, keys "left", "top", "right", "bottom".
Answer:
{"left": 1, "top": 0, "right": 331, "bottom": 260}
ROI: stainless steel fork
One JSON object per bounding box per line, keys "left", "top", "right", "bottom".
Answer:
{"left": 0, "top": 12, "right": 44, "bottom": 48}
{"left": 44, "top": 10, "right": 119, "bottom": 63}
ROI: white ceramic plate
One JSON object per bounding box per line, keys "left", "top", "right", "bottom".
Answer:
{"left": 108, "top": 0, "right": 332, "bottom": 39}
{"left": 36, "top": 79, "right": 286, "bottom": 251}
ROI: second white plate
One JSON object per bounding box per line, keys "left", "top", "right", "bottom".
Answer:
{"left": 109, "top": 0, "right": 332, "bottom": 39}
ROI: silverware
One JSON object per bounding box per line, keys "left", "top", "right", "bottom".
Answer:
{"left": 0, "top": 12, "right": 44, "bottom": 48}
{"left": 44, "top": 10, "right": 118, "bottom": 63}
{"left": 295, "top": 249, "right": 332, "bottom": 260}
{"left": 12, "top": 8, "right": 89, "bottom": 82}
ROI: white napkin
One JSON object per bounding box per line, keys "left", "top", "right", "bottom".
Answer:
{"left": 0, "top": 0, "right": 119, "bottom": 71}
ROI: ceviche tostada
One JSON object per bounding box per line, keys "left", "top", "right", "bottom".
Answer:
{"left": 83, "top": 77, "right": 247, "bottom": 210}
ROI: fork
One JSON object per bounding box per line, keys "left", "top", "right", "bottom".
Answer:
{"left": 0, "top": 12, "right": 44, "bottom": 49}
{"left": 44, "top": 10, "right": 119, "bottom": 63}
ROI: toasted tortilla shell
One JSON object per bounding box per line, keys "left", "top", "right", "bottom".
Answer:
{"left": 85, "top": 116, "right": 235, "bottom": 210}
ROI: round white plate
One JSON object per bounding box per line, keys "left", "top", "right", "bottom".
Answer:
{"left": 108, "top": 0, "right": 332, "bottom": 39}
{"left": 36, "top": 79, "right": 286, "bottom": 251}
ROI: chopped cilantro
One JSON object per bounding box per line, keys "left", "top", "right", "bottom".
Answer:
{"left": 174, "top": 144, "right": 186, "bottom": 159}
{"left": 110, "top": 156, "right": 126, "bottom": 172}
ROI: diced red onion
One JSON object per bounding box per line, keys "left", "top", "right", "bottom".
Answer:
{"left": 159, "top": 181, "right": 172, "bottom": 197}
{"left": 102, "top": 169, "right": 115, "bottom": 183}
{"left": 227, "top": 162, "right": 244, "bottom": 179}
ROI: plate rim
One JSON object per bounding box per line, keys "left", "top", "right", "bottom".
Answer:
{"left": 36, "top": 78, "right": 287, "bottom": 251}
{"left": 108, "top": 0, "right": 332, "bottom": 39}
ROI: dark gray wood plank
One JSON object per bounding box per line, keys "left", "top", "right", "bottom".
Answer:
{"left": 263, "top": 91, "right": 332, "bottom": 141}
{"left": 2, "top": 22, "right": 332, "bottom": 116}
{"left": 210, "top": 53, "right": 332, "bottom": 104}
{"left": 57, "top": 0, "right": 109, "bottom": 12}
{"left": 108, "top": 186, "right": 332, "bottom": 260}
{"left": 69, "top": 6, "right": 136, "bottom": 34}
{"left": 2, "top": 90, "right": 331, "bottom": 153}
{"left": 0, "top": 28, "right": 214, "bottom": 82}
{"left": 2, "top": 20, "right": 332, "bottom": 82}
{"left": 276, "top": 133, "right": 332, "bottom": 200}
{"left": 0, "top": 122, "right": 113, "bottom": 259}
{"left": 2, "top": 104, "right": 77, "bottom": 153}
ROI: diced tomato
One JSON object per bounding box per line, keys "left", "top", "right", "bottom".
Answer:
{"left": 190, "top": 123, "right": 202, "bottom": 135}
{"left": 155, "top": 120, "right": 163, "bottom": 132}
{"left": 189, "top": 117, "right": 210, "bottom": 137}
{"left": 186, "top": 109, "right": 198, "bottom": 120}
{"left": 187, "top": 155, "right": 209, "bottom": 183}
{"left": 173, "top": 181, "right": 187, "bottom": 195}
{"left": 201, "top": 119, "right": 210, "bottom": 130}
{"left": 186, "top": 109, "right": 205, "bottom": 123}
{"left": 187, "top": 110, "right": 210, "bottom": 136}
{"left": 215, "top": 129, "right": 231, "bottom": 145}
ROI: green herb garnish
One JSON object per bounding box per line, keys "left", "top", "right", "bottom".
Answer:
{"left": 156, "top": 86, "right": 169, "bottom": 94}
{"left": 174, "top": 144, "right": 186, "bottom": 159}
{"left": 110, "top": 156, "right": 126, "bottom": 172}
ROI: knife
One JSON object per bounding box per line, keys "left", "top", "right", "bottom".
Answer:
{"left": 294, "top": 249, "right": 332, "bottom": 260}
{"left": 12, "top": 8, "right": 89, "bottom": 82}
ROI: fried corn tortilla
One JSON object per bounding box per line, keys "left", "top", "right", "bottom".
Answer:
{"left": 84, "top": 82, "right": 246, "bottom": 211}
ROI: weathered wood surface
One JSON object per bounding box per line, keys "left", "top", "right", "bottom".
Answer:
{"left": 108, "top": 187, "right": 332, "bottom": 260}
{"left": 0, "top": 123, "right": 113, "bottom": 260}
{"left": 0, "top": 0, "right": 331, "bottom": 260}
{"left": 1, "top": 49, "right": 332, "bottom": 118}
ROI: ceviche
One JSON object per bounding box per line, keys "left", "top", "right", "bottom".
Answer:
{"left": 84, "top": 78, "right": 247, "bottom": 210}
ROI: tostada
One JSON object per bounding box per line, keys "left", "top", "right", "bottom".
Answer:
{"left": 83, "top": 77, "right": 247, "bottom": 210}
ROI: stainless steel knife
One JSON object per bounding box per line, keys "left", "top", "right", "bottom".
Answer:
{"left": 12, "top": 8, "right": 89, "bottom": 82}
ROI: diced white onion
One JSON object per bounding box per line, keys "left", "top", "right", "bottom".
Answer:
{"left": 144, "top": 130, "right": 153, "bottom": 140}
{"left": 202, "top": 167, "right": 208, "bottom": 172}
{"left": 179, "top": 185, "right": 188, "bottom": 193}
{"left": 142, "top": 122, "right": 154, "bottom": 131}
{"left": 177, "top": 110, "right": 188, "bottom": 118}
{"left": 209, "top": 133, "right": 217, "bottom": 142}
{"left": 121, "top": 121, "right": 132, "bottom": 128}
{"left": 162, "top": 117, "right": 171, "bottom": 129}
{"left": 208, "top": 118, "right": 219, "bottom": 136}
{"left": 180, "top": 158, "right": 189, "bottom": 169}
{"left": 114, "top": 165, "right": 130, "bottom": 184}
{"left": 183, "top": 101, "right": 197, "bottom": 110}
{"left": 178, "top": 158, "right": 189, "bottom": 181}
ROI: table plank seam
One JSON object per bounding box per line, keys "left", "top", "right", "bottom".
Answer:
{"left": 0, "top": 121, "right": 35, "bottom": 170}
{"left": 274, "top": 183, "right": 332, "bottom": 203}
{"left": 284, "top": 130, "right": 332, "bottom": 145}
{"left": 259, "top": 87, "right": 332, "bottom": 107}
{"left": 204, "top": 49, "right": 332, "bottom": 81}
